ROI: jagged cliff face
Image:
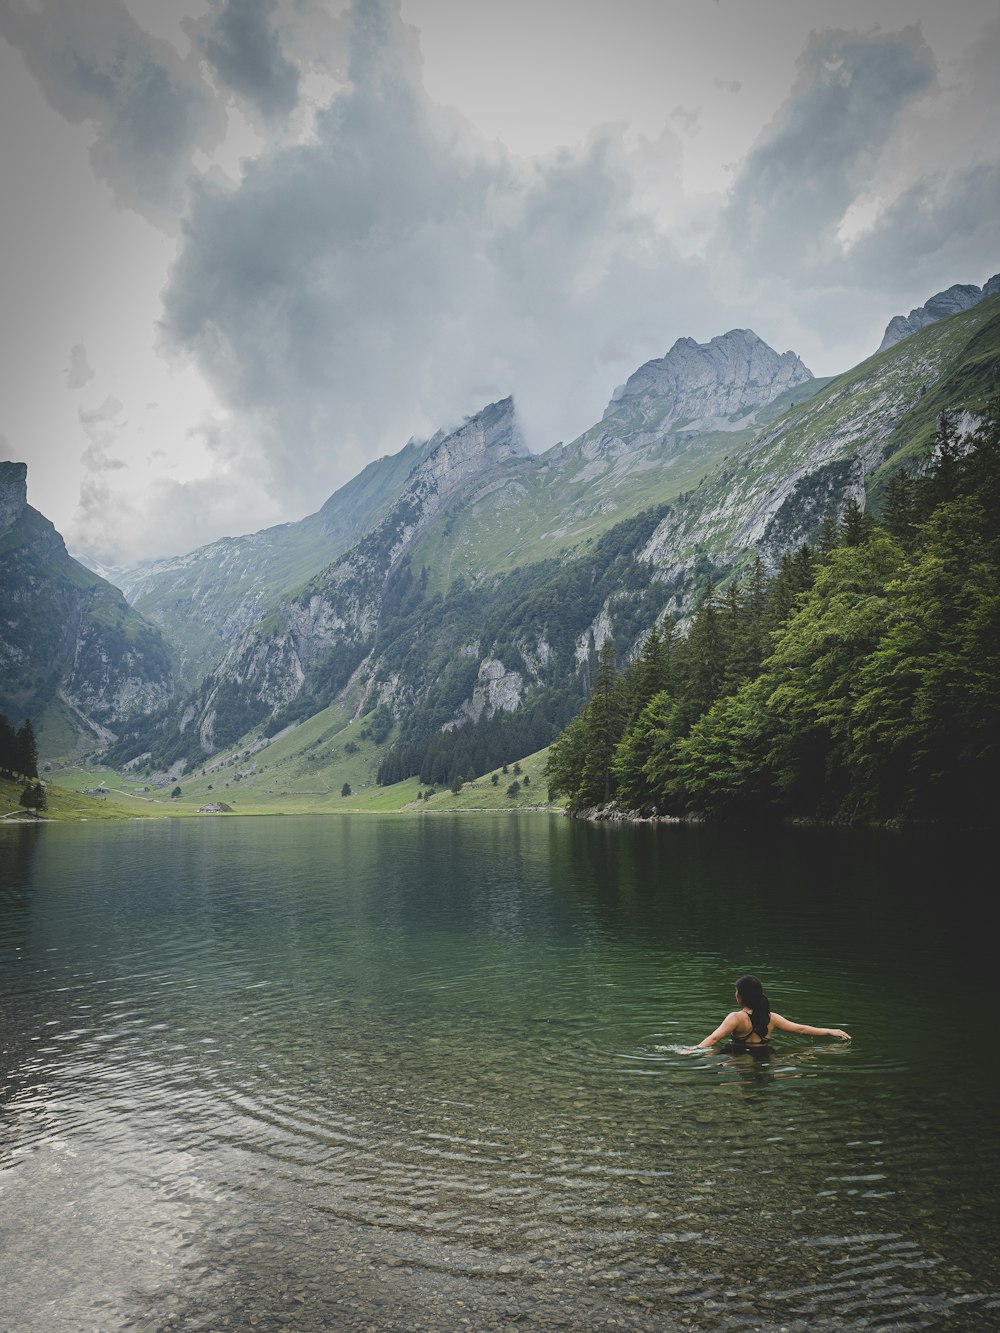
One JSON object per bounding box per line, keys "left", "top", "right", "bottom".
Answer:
{"left": 877, "top": 273, "right": 1000, "bottom": 353}
{"left": 0, "top": 461, "right": 175, "bottom": 742}
{"left": 602, "top": 328, "right": 813, "bottom": 434}
{"left": 638, "top": 293, "right": 1000, "bottom": 609}
{"left": 95, "top": 286, "right": 1000, "bottom": 774}
{"left": 182, "top": 398, "right": 529, "bottom": 748}
{"left": 399, "top": 330, "right": 822, "bottom": 597}
{"left": 116, "top": 435, "right": 435, "bottom": 688}
{"left": 0, "top": 461, "right": 27, "bottom": 533}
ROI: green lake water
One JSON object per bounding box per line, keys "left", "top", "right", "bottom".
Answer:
{"left": 1, "top": 814, "right": 997, "bottom": 1331}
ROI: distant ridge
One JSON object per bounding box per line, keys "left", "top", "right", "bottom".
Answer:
{"left": 877, "top": 271, "right": 1000, "bottom": 352}
{"left": 603, "top": 328, "right": 812, "bottom": 433}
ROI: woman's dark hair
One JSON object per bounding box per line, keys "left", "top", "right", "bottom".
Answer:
{"left": 735, "top": 974, "right": 771, "bottom": 1039}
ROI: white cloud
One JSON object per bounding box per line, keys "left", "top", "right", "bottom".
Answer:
{"left": 0, "top": 0, "right": 227, "bottom": 228}
{"left": 161, "top": 0, "right": 715, "bottom": 518}
{"left": 2, "top": 0, "right": 998, "bottom": 566}
{"left": 717, "top": 27, "right": 937, "bottom": 280}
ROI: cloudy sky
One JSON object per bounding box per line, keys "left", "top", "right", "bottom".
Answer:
{"left": 1, "top": 0, "right": 998, "bottom": 568}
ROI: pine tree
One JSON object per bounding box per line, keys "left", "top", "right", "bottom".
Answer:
{"left": 629, "top": 626, "right": 669, "bottom": 718}
{"left": 20, "top": 782, "right": 47, "bottom": 814}
{"left": 923, "top": 411, "right": 963, "bottom": 515}
{"left": 681, "top": 580, "right": 725, "bottom": 727}
{"left": 816, "top": 510, "right": 841, "bottom": 557}
{"left": 763, "top": 547, "right": 816, "bottom": 640}
{"left": 881, "top": 469, "right": 916, "bottom": 547}
{"left": 709, "top": 558, "right": 772, "bottom": 694}
{"left": 839, "top": 497, "right": 873, "bottom": 547}
{"left": 13, "top": 719, "right": 38, "bottom": 779}
{"left": 613, "top": 690, "right": 678, "bottom": 810}
{"left": 0, "top": 713, "right": 16, "bottom": 776}
{"left": 544, "top": 710, "right": 589, "bottom": 804}
{"left": 579, "top": 640, "right": 626, "bottom": 806}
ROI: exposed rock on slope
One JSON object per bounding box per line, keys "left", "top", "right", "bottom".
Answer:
{"left": 603, "top": 328, "right": 813, "bottom": 433}
{"left": 877, "top": 272, "right": 1000, "bottom": 352}
{"left": 176, "top": 399, "right": 529, "bottom": 749}
{"left": 101, "top": 287, "right": 1000, "bottom": 777}
{"left": 115, "top": 435, "right": 436, "bottom": 687}
{"left": 640, "top": 294, "right": 1000, "bottom": 604}
{"left": 0, "top": 462, "right": 174, "bottom": 742}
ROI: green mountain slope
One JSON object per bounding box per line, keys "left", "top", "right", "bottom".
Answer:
{"left": 409, "top": 336, "right": 829, "bottom": 594}
{"left": 636, "top": 293, "right": 1000, "bottom": 598}
{"left": 0, "top": 463, "right": 175, "bottom": 758}
{"left": 53, "top": 290, "right": 1000, "bottom": 799}
{"left": 117, "top": 435, "right": 435, "bottom": 687}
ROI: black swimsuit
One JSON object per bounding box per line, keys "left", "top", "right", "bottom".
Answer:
{"left": 725, "top": 1016, "right": 771, "bottom": 1056}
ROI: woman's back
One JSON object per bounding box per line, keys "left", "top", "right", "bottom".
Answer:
{"left": 728, "top": 1008, "right": 771, "bottom": 1047}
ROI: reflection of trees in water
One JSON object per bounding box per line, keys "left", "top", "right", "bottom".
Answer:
{"left": 0, "top": 827, "right": 47, "bottom": 1137}
{"left": 555, "top": 820, "right": 994, "bottom": 994}
{"left": 0, "top": 823, "right": 41, "bottom": 893}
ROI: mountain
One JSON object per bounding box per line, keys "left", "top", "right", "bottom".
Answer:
{"left": 402, "top": 329, "right": 825, "bottom": 597}
{"left": 104, "top": 334, "right": 820, "bottom": 773}
{"left": 112, "top": 397, "right": 530, "bottom": 762}
{"left": 118, "top": 330, "right": 819, "bottom": 681}
{"left": 876, "top": 271, "right": 1000, "bottom": 352}
{"left": 115, "top": 433, "right": 437, "bottom": 688}
{"left": 0, "top": 462, "right": 175, "bottom": 752}
{"left": 32, "top": 283, "right": 1000, "bottom": 788}
{"left": 602, "top": 327, "right": 813, "bottom": 431}
{"left": 637, "top": 294, "right": 1000, "bottom": 612}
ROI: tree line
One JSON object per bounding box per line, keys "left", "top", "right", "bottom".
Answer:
{"left": 545, "top": 403, "right": 1000, "bottom": 829}
{"left": 0, "top": 714, "right": 47, "bottom": 812}
{"left": 0, "top": 714, "right": 38, "bottom": 780}
{"left": 373, "top": 506, "right": 671, "bottom": 787}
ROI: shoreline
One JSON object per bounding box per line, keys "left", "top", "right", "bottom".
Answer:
{"left": 566, "top": 803, "right": 981, "bottom": 836}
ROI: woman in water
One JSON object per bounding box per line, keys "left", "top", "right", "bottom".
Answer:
{"left": 693, "top": 974, "right": 851, "bottom": 1052}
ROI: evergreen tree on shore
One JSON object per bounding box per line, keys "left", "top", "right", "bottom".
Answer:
{"left": 0, "top": 715, "right": 38, "bottom": 779}
{"left": 546, "top": 397, "right": 1000, "bottom": 829}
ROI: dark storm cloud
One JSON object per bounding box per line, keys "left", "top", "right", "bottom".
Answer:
{"left": 845, "top": 162, "right": 1000, "bottom": 290}
{"left": 719, "top": 27, "right": 936, "bottom": 275}
{"left": 195, "top": 0, "right": 300, "bottom": 122}
{"left": 161, "top": 0, "right": 711, "bottom": 505}
{"left": 0, "top": 0, "right": 224, "bottom": 226}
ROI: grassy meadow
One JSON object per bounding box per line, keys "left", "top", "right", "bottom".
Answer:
{"left": 40, "top": 704, "right": 559, "bottom": 821}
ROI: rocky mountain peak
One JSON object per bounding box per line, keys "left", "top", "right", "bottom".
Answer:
{"left": 877, "top": 272, "right": 1000, "bottom": 353}
{"left": 602, "top": 328, "right": 813, "bottom": 433}
{"left": 416, "top": 396, "right": 527, "bottom": 494}
{"left": 0, "top": 460, "right": 28, "bottom": 538}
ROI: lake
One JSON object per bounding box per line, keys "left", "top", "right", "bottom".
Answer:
{"left": 1, "top": 814, "right": 997, "bottom": 1331}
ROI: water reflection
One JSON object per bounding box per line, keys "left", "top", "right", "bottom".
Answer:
{"left": 1, "top": 816, "right": 998, "bottom": 1331}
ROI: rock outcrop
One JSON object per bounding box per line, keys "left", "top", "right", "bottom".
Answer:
{"left": 0, "top": 464, "right": 175, "bottom": 741}
{"left": 877, "top": 273, "right": 1000, "bottom": 352}
{"left": 174, "top": 398, "right": 529, "bottom": 751}
{"left": 0, "top": 461, "right": 28, "bottom": 536}
{"left": 603, "top": 328, "right": 813, "bottom": 432}
{"left": 115, "top": 435, "right": 435, "bottom": 688}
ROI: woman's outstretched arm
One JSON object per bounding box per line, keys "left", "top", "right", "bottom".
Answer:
{"left": 772, "top": 1012, "right": 851, "bottom": 1040}
{"left": 693, "top": 1011, "right": 743, "bottom": 1049}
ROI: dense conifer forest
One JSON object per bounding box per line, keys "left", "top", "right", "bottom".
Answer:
{"left": 0, "top": 713, "right": 38, "bottom": 780}
{"left": 544, "top": 403, "right": 1000, "bottom": 829}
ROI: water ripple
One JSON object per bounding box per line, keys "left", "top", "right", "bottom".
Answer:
{"left": 2, "top": 818, "right": 997, "bottom": 1330}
